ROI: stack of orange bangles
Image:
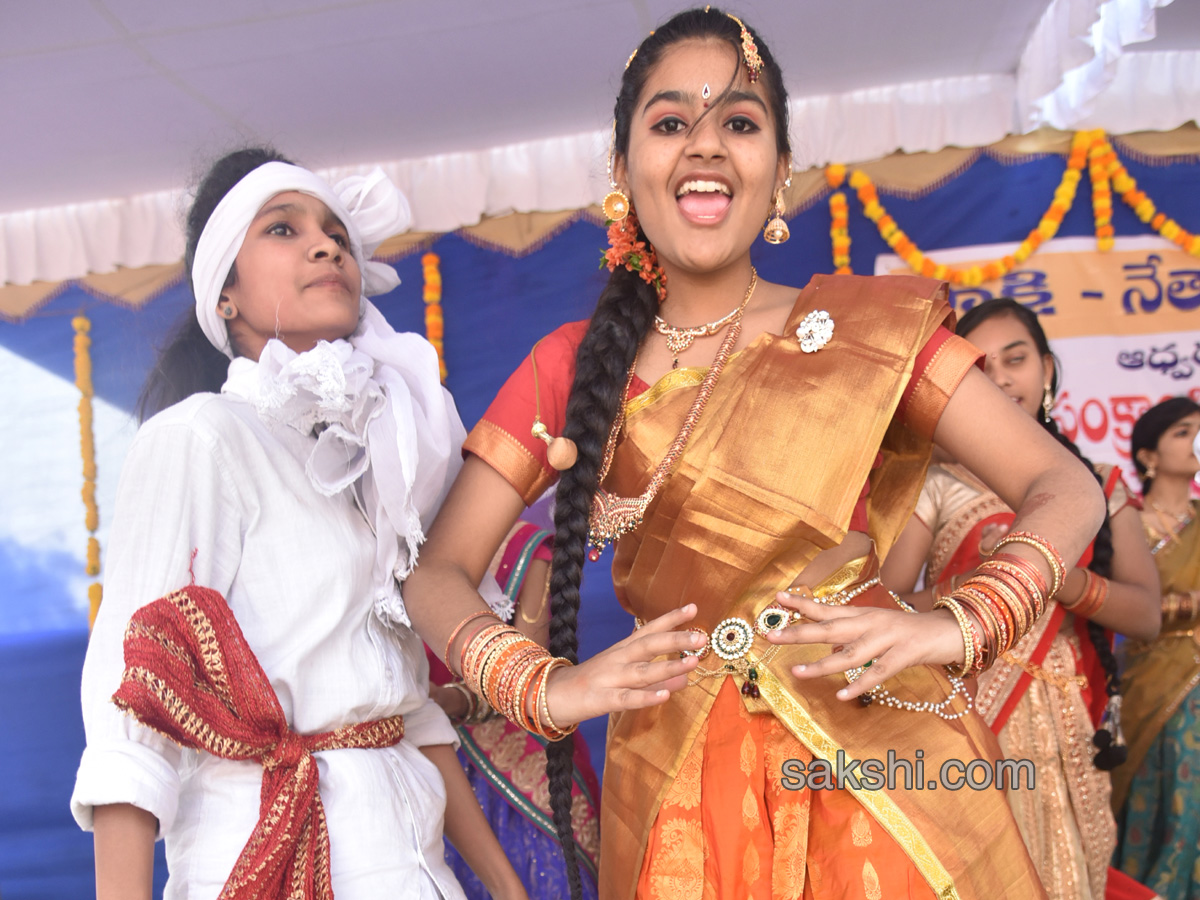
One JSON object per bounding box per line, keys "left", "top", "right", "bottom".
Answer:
{"left": 453, "top": 618, "right": 577, "bottom": 742}
{"left": 934, "top": 531, "right": 1066, "bottom": 678}
{"left": 1062, "top": 568, "right": 1110, "bottom": 619}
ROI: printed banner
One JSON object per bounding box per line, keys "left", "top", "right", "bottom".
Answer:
{"left": 876, "top": 236, "right": 1200, "bottom": 468}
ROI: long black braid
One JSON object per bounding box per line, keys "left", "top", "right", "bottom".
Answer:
{"left": 958, "top": 298, "right": 1123, "bottom": 768}
{"left": 542, "top": 9, "right": 792, "bottom": 897}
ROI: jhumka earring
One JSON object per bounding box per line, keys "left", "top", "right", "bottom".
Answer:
{"left": 603, "top": 126, "right": 630, "bottom": 222}
{"left": 1041, "top": 385, "right": 1053, "bottom": 419}
{"left": 763, "top": 188, "right": 790, "bottom": 244}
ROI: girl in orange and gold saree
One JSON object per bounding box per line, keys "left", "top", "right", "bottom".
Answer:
{"left": 401, "top": 9, "right": 1107, "bottom": 900}
{"left": 1113, "top": 397, "right": 1200, "bottom": 900}
{"left": 881, "top": 298, "right": 1161, "bottom": 900}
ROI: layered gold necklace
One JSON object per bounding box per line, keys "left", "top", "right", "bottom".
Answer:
{"left": 587, "top": 268, "right": 757, "bottom": 558}
{"left": 653, "top": 270, "right": 758, "bottom": 369}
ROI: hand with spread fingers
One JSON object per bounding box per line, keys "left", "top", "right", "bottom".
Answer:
{"left": 765, "top": 592, "right": 966, "bottom": 701}
{"left": 545, "top": 604, "right": 703, "bottom": 726}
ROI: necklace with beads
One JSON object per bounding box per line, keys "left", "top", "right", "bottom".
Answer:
{"left": 1145, "top": 499, "right": 1195, "bottom": 553}
{"left": 654, "top": 269, "right": 759, "bottom": 369}
{"left": 586, "top": 268, "right": 757, "bottom": 560}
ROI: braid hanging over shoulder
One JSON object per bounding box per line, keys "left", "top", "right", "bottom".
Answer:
{"left": 1039, "top": 411, "right": 1125, "bottom": 770}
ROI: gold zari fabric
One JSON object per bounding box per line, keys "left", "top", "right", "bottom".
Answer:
{"left": 598, "top": 275, "right": 1044, "bottom": 900}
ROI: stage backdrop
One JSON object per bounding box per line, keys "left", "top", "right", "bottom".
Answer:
{"left": 1, "top": 144, "right": 1198, "bottom": 898}
{"left": 876, "top": 234, "right": 1200, "bottom": 466}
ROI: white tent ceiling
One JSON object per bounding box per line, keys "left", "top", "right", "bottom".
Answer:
{"left": 3, "top": 0, "right": 1199, "bottom": 286}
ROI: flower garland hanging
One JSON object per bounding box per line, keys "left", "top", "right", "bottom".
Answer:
{"left": 826, "top": 164, "right": 851, "bottom": 274}
{"left": 1086, "top": 131, "right": 1116, "bottom": 252}
{"left": 1095, "top": 135, "right": 1200, "bottom": 256}
{"left": 73, "top": 314, "right": 103, "bottom": 627}
{"left": 422, "top": 251, "right": 448, "bottom": 382}
{"left": 848, "top": 130, "right": 1094, "bottom": 287}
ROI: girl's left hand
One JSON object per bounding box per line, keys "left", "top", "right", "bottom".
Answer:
{"left": 765, "top": 592, "right": 965, "bottom": 701}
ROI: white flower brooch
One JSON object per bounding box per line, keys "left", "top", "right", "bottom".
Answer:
{"left": 795, "top": 310, "right": 834, "bottom": 353}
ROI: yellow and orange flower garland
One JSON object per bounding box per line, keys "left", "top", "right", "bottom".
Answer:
{"left": 1093, "top": 132, "right": 1200, "bottom": 255}
{"left": 826, "top": 164, "right": 851, "bottom": 274}
{"left": 73, "top": 314, "right": 103, "bottom": 627}
{"left": 422, "top": 251, "right": 448, "bottom": 382}
{"left": 824, "top": 130, "right": 1199, "bottom": 282}
{"left": 1087, "top": 134, "right": 1115, "bottom": 252}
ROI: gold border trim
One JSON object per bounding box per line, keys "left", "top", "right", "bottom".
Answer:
{"left": 464, "top": 420, "right": 555, "bottom": 506}
{"left": 812, "top": 555, "right": 869, "bottom": 597}
{"left": 625, "top": 366, "right": 705, "bottom": 419}
{"left": 757, "top": 667, "right": 961, "bottom": 900}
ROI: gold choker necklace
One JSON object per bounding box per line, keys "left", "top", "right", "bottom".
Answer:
{"left": 587, "top": 269, "right": 756, "bottom": 558}
{"left": 654, "top": 269, "right": 758, "bottom": 368}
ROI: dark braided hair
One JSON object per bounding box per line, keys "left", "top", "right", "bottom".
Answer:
{"left": 543, "top": 10, "right": 791, "bottom": 896}
{"left": 137, "top": 147, "right": 294, "bottom": 422}
{"left": 958, "top": 299, "right": 1125, "bottom": 768}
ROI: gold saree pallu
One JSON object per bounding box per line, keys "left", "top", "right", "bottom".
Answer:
{"left": 113, "top": 584, "right": 405, "bottom": 900}
{"left": 597, "top": 275, "right": 1045, "bottom": 900}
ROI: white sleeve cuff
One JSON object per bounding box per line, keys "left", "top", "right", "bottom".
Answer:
{"left": 402, "top": 697, "right": 459, "bottom": 750}
{"left": 71, "top": 740, "right": 182, "bottom": 837}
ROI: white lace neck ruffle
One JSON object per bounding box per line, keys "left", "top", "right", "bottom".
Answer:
{"left": 221, "top": 303, "right": 469, "bottom": 628}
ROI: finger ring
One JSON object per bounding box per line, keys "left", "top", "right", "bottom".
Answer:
{"left": 679, "top": 627, "right": 710, "bottom": 660}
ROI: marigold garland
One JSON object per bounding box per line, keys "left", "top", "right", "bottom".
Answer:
{"left": 826, "top": 163, "right": 852, "bottom": 274}
{"left": 422, "top": 252, "right": 448, "bottom": 382}
{"left": 1085, "top": 130, "right": 1116, "bottom": 252}
{"left": 834, "top": 131, "right": 1095, "bottom": 284}
{"left": 1096, "top": 135, "right": 1200, "bottom": 256}
{"left": 73, "top": 314, "right": 103, "bottom": 627}
{"left": 825, "top": 130, "right": 1199, "bottom": 280}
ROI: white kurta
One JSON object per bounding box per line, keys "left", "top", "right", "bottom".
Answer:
{"left": 71, "top": 391, "right": 466, "bottom": 900}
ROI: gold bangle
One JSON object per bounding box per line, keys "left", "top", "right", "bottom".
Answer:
{"left": 993, "top": 532, "right": 1065, "bottom": 597}
{"left": 446, "top": 611, "right": 499, "bottom": 673}
{"left": 1073, "top": 572, "right": 1108, "bottom": 619}
{"left": 536, "top": 658, "right": 577, "bottom": 740}
{"left": 934, "top": 597, "right": 977, "bottom": 677}
{"left": 441, "top": 681, "right": 477, "bottom": 726}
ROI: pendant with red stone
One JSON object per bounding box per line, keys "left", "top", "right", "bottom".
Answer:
{"left": 741, "top": 666, "right": 760, "bottom": 698}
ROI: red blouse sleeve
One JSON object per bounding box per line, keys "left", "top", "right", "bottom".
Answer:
{"left": 462, "top": 320, "right": 589, "bottom": 505}
{"left": 896, "top": 326, "right": 984, "bottom": 440}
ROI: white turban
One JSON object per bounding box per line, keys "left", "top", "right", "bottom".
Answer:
{"left": 192, "top": 161, "right": 410, "bottom": 357}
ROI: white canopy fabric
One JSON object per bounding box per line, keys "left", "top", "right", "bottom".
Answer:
{"left": 2, "top": 0, "right": 1197, "bottom": 287}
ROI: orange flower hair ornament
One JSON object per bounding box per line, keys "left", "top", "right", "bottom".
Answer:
{"left": 601, "top": 208, "right": 668, "bottom": 302}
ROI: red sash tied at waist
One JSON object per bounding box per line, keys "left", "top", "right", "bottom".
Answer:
{"left": 112, "top": 584, "right": 405, "bottom": 900}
